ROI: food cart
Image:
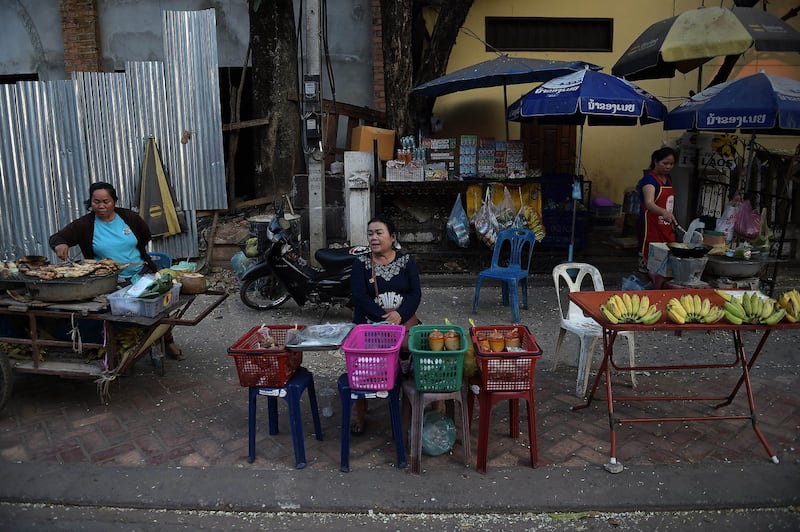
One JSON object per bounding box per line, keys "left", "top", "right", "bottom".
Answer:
{"left": 569, "top": 289, "right": 800, "bottom": 472}
{"left": 0, "top": 264, "right": 227, "bottom": 411}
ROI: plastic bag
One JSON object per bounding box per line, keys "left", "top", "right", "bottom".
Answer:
{"left": 494, "top": 186, "right": 517, "bottom": 229}
{"left": 733, "top": 199, "right": 760, "bottom": 240}
{"left": 446, "top": 193, "right": 471, "bottom": 248}
{"left": 716, "top": 201, "right": 740, "bottom": 243}
{"left": 471, "top": 187, "right": 499, "bottom": 248}
{"left": 421, "top": 411, "right": 456, "bottom": 456}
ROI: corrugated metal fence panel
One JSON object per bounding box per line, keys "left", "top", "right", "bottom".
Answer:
{"left": 0, "top": 84, "right": 23, "bottom": 259}
{"left": 0, "top": 9, "right": 225, "bottom": 262}
{"left": 13, "top": 81, "right": 60, "bottom": 257}
{"left": 163, "top": 9, "right": 227, "bottom": 211}
{"left": 73, "top": 72, "right": 140, "bottom": 209}
{"left": 126, "top": 60, "right": 198, "bottom": 260}
{"left": 49, "top": 80, "right": 91, "bottom": 234}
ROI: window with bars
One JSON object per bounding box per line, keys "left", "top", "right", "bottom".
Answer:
{"left": 485, "top": 17, "right": 613, "bottom": 52}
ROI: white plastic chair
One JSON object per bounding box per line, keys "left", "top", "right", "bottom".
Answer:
{"left": 552, "top": 263, "right": 637, "bottom": 397}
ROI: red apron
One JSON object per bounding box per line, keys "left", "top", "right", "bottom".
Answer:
{"left": 641, "top": 173, "right": 675, "bottom": 260}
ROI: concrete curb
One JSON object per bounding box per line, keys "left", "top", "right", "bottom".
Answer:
{"left": 2, "top": 460, "right": 798, "bottom": 513}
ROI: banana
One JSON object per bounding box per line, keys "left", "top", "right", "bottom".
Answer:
{"left": 750, "top": 294, "right": 763, "bottom": 320}
{"left": 668, "top": 299, "right": 688, "bottom": 322}
{"left": 760, "top": 298, "right": 775, "bottom": 320}
{"left": 724, "top": 301, "right": 746, "bottom": 320}
{"left": 693, "top": 295, "right": 703, "bottom": 317}
{"left": 622, "top": 293, "right": 633, "bottom": 317}
{"left": 762, "top": 308, "right": 786, "bottom": 326}
{"left": 600, "top": 304, "right": 619, "bottom": 324}
{"left": 666, "top": 306, "right": 686, "bottom": 324}
{"left": 715, "top": 289, "right": 733, "bottom": 302}
{"left": 681, "top": 294, "right": 695, "bottom": 316}
{"left": 631, "top": 293, "right": 641, "bottom": 317}
{"left": 640, "top": 308, "right": 662, "bottom": 325}
{"left": 638, "top": 295, "right": 650, "bottom": 317}
{"left": 742, "top": 292, "right": 753, "bottom": 317}
{"left": 708, "top": 306, "right": 725, "bottom": 324}
{"left": 724, "top": 310, "right": 743, "bottom": 325}
{"left": 607, "top": 297, "right": 624, "bottom": 319}
{"left": 700, "top": 297, "right": 711, "bottom": 318}
{"left": 613, "top": 294, "right": 626, "bottom": 316}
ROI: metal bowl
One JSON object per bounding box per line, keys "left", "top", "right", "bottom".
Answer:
{"left": 704, "top": 255, "right": 765, "bottom": 278}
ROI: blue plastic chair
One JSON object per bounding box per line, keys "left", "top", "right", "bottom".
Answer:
{"left": 248, "top": 367, "right": 323, "bottom": 469}
{"left": 149, "top": 252, "right": 172, "bottom": 269}
{"left": 472, "top": 227, "right": 537, "bottom": 324}
{"left": 338, "top": 373, "right": 406, "bottom": 472}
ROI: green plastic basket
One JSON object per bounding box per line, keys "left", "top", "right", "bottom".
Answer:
{"left": 408, "top": 325, "right": 468, "bottom": 392}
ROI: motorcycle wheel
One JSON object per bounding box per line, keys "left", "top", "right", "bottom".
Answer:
{"left": 240, "top": 274, "right": 291, "bottom": 310}
{"left": 0, "top": 348, "right": 12, "bottom": 413}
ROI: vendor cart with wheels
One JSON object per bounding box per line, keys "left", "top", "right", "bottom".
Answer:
{"left": 0, "top": 288, "right": 228, "bottom": 411}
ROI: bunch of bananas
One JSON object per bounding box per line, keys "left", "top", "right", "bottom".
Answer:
{"left": 777, "top": 289, "right": 800, "bottom": 323}
{"left": 716, "top": 290, "right": 785, "bottom": 325}
{"left": 599, "top": 293, "right": 661, "bottom": 324}
{"left": 665, "top": 295, "right": 724, "bottom": 324}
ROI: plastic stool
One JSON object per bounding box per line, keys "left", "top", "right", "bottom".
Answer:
{"left": 401, "top": 379, "right": 471, "bottom": 474}
{"left": 338, "top": 373, "right": 406, "bottom": 472}
{"left": 467, "top": 376, "right": 538, "bottom": 475}
{"left": 149, "top": 252, "right": 172, "bottom": 269}
{"left": 248, "top": 367, "right": 323, "bottom": 469}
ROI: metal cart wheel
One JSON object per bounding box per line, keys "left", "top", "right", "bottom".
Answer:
{"left": 0, "top": 347, "right": 13, "bottom": 413}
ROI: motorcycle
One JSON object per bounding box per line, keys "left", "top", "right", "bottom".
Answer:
{"left": 239, "top": 200, "right": 369, "bottom": 311}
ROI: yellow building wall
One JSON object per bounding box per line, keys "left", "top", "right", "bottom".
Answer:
{"left": 428, "top": 0, "right": 800, "bottom": 204}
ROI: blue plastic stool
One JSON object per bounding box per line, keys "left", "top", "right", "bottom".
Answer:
{"left": 248, "top": 367, "right": 323, "bottom": 469}
{"left": 149, "top": 252, "right": 172, "bottom": 269}
{"left": 338, "top": 373, "right": 406, "bottom": 472}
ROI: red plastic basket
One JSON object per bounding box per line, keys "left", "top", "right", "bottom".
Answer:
{"left": 470, "top": 325, "right": 542, "bottom": 356}
{"left": 227, "top": 325, "right": 305, "bottom": 388}
{"left": 341, "top": 324, "right": 405, "bottom": 390}
{"left": 471, "top": 325, "right": 542, "bottom": 392}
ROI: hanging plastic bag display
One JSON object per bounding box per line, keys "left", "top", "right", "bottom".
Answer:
{"left": 716, "top": 199, "right": 741, "bottom": 242}
{"left": 512, "top": 187, "right": 546, "bottom": 241}
{"left": 733, "top": 199, "right": 760, "bottom": 240}
{"left": 494, "top": 186, "right": 517, "bottom": 230}
{"left": 446, "top": 193, "right": 471, "bottom": 248}
{"left": 471, "top": 187, "right": 499, "bottom": 248}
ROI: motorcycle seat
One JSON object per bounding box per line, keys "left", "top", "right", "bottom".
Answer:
{"left": 315, "top": 247, "right": 360, "bottom": 271}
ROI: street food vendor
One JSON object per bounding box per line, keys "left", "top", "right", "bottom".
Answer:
{"left": 49, "top": 181, "right": 186, "bottom": 360}
{"left": 638, "top": 147, "right": 678, "bottom": 270}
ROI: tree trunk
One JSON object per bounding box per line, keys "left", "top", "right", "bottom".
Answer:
{"left": 250, "top": 0, "right": 301, "bottom": 198}
{"left": 381, "top": 0, "right": 475, "bottom": 137}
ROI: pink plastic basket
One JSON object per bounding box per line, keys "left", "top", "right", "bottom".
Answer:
{"left": 341, "top": 324, "right": 405, "bottom": 390}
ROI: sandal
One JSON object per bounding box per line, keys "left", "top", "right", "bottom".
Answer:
{"left": 166, "top": 343, "right": 187, "bottom": 361}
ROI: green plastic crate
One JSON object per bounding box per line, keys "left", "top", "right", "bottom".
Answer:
{"left": 408, "top": 324, "right": 468, "bottom": 392}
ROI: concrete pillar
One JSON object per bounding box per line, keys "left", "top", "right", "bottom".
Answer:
{"left": 344, "top": 151, "right": 374, "bottom": 245}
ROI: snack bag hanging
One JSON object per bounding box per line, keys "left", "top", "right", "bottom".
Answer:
{"left": 447, "top": 193, "right": 471, "bottom": 248}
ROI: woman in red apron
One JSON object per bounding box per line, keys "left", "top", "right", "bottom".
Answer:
{"left": 638, "top": 147, "right": 678, "bottom": 266}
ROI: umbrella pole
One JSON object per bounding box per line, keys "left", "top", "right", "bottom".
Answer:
{"left": 503, "top": 82, "right": 509, "bottom": 141}
{"left": 568, "top": 125, "right": 585, "bottom": 262}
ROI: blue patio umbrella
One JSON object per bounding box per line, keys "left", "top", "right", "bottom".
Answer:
{"left": 413, "top": 54, "right": 600, "bottom": 139}
{"left": 664, "top": 71, "right": 800, "bottom": 191}
{"left": 664, "top": 72, "right": 800, "bottom": 134}
{"left": 507, "top": 68, "right": 668, "bottom": 261}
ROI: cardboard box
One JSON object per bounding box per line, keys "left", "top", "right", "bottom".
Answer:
{"left": 647, "top": 242, "right": 672, "bottom": 277}
{"left": 350, "top": 126, "right": 396, "bottom": 161}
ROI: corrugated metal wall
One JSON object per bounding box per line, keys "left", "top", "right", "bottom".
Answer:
{"left": 0, "top": 9, "right": 227, "bottom": 262}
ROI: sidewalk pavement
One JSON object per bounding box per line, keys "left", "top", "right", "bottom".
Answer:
{"left": 1, "top": 250, "right": 799, "bottom": 516}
